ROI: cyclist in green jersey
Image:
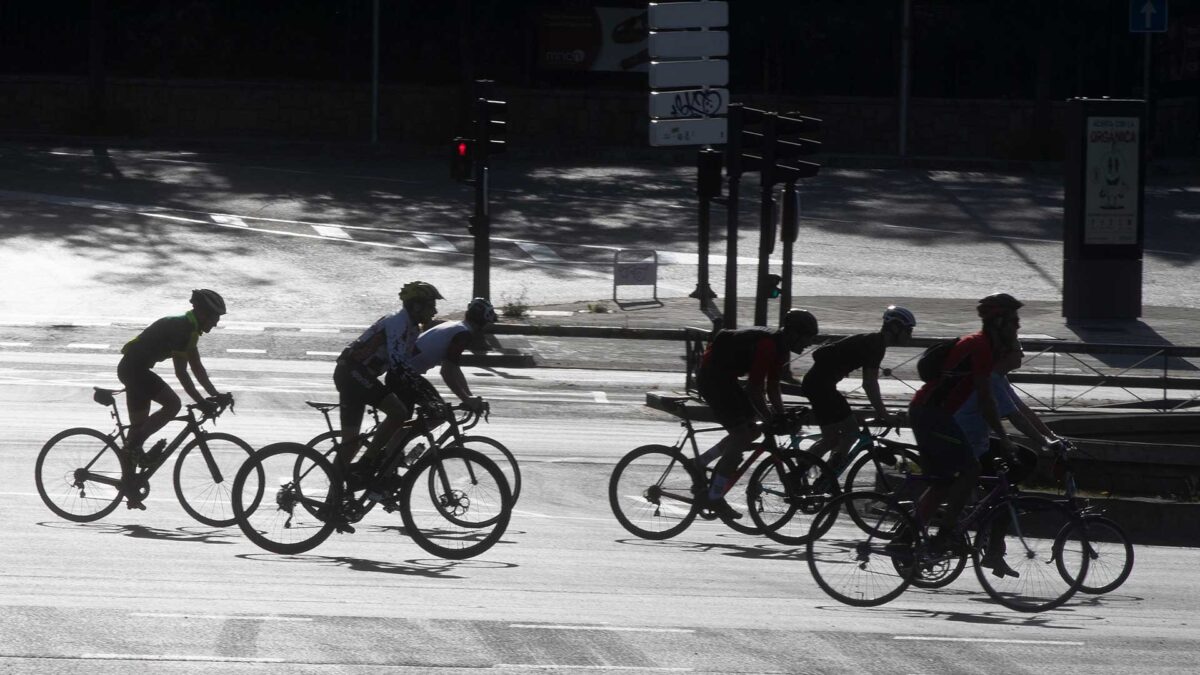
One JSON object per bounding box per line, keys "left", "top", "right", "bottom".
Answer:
{"left": 117, "top": 289, "right": 228, "bottom": 481}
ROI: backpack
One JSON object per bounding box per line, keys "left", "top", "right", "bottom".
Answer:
{"left": 916, "top": 338, "right": 961, "bottom": 383}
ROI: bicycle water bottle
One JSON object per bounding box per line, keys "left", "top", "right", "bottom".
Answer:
{"left": 406, "top": 443, "right": 426, "bottom": 465}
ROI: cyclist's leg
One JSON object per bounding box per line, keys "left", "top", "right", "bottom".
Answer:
{"left": 118, "top": 361, "right": 179, "bottom": 453}
{"left": 361, "top": 393, "right": 411, "bottom": 460}
{"left": 910, "top": 403, "right": 978, "bottom": 544}
{"left": 332, "top": 360, "right": 385, "bottom": 469}
{"left": 800, "top": 379, "right": 855, "bottom": 470}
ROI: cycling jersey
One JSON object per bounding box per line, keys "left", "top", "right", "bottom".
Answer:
{"left": 910, "top": 331, "right": 995, "bottom": 413}
{"left": 801, "top": 332, "right": 885, "bottom": 426}
{"left": 955, "top": 373, "right": 1020, "bottom": 457}
{"left": 697, "top": 328, "right": 789, "bottom": 428}
{"left": 408, "top": 320, "right": 472, "bottom": 375}
{"left": 339, "top": 309, "right": 420, "bottom": 377}
{"left": 120, "top": 311, "right": 200, "bottom": 368}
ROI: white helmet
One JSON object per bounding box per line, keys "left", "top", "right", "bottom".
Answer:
{"left": 465, "top": 297, "right": 497, "bottom": 325}
{"left": 882, "top": 305, "right": 916, "bottom": 328}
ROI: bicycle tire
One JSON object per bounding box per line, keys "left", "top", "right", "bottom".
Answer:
{"left": 747, "top": 451, "right": 837, "bottom": 545}
{"left": 972, "top": 496, "right": 1088, "bottom": 612}
{"left": 401, "top": 446, "right": 511, "bottom": 560}
{"left": 1059, "top": 514, "right": 1134, "bottom": 595}
{"left": 35, "top": 427, "right": 126, "bottom": 522}
{"left": 842, "top": 446, "right": 924, "bottom": 536}
{"left": 232, "top": 442, "right": 339, "bottom": 555}
{"left": 806, "top": 491, "right": 917, "bottom": 607}
{"left": 405, "top": 433, "right": 521, "bottom": 506}
{"left": 608, "top": 444, "right": 700, "bottom": 540}
{"left": 173, "top": 432, "right": 258, "bottom": 527}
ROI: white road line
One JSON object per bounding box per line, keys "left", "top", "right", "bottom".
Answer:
{"left": 516, "top": 241, "right": 566, "bottom": 263}
{"left": 592, "top": 391, "right": 609, "bottom": 403}
{"left": 129, "top": 613, "right": 312, "bottom": 622}
{"left": 0, "top": 342, "right": 31, "bottom": 347}
{"left": 494, "top": 666, "right": 691, "bottom": 672}
{"left": 893, "top": 636, "right": 1085, "bottom": 646}
{"left": 509, "top": 625, "right": 694, "bottom": 634}
{"left": 305, "top": 351, "right": 341, "bottom": 356}
{"left": 414, "top": 233, "right": 459, "bottom": 252}
{"left": 210, "top": 214, "right": 248, "bottom": 227}
{"left": 82, "top": 654, "right": 284, "bottom": 663}
{"left": 300, "top": 328, "right": 340, "bottom": 333}
{"left": 312, "top": 225, "right": 352, "bottom": 239}
{"left": 221, "top": 324, "right": 264, "bottom": 331}
{"left": 226, "top": 348, "right": 267, "bottom": 354}
{"left": 67, "top": 343, "right": 109, "bottom": 350}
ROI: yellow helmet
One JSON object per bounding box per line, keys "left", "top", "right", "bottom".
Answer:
{"left": 399, "top": 280, "right": 444, "bottom": 303}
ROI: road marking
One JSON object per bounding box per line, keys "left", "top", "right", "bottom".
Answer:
{"left": 67, "top": 343, "right": 109, "bottom": 350}
{"left": 592, "top": 391, "right": 609, "bottom": 403}
{"left": 83, "top": 653, "right": 284, "bottom": 663}
{"left": 516, "top": 241, "right": 566, "bottom": 263}
{"left": 129, "top": 613, "right": 312, "bottom": 622}
{"left": 495, "top": 666, "right": 691, "bottom": 672}
{"left": 893, "top": 636, "right": 1085, "bottom": 646}
{"left": 509, "top": 624, "right": 694, "bottom": 634}
{"left": 226, "top": 348, "right": 267, "bottom": 354}
{"left": 210, "top": 214, "right": 248, "bottom": 227}
{"left": 0, "top": 342, "right": 31, "bottom": 347}
{"left": 221, "top": 324, "right": 264, "bottom": 331}
{"left": 300, "top": 328, "right": 340, "bottom": 333}
{"left": 306, "top": 351, "right": 341, "bottom": 356}
{"left": 312, "top": 225, "right": 352, "bottom": 239}
{"left": 414, "top": 233, "right": 459, "bottom": 252}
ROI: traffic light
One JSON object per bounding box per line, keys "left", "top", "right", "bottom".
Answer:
{"left": 697, "top": 148, "right": 723, "bottom": 199}
{"left": 475, "top": 98, "right": 507, "bottom": 156}
{"left": 737, "top": 108, "right": 822, "bottom": 186}
{"left": 779, "top": 184, "right": 800, "bottom": 243}
{"left": 451, "top": 137, "right": 473, "bottom": 182}
{"left": 765, "top": 273, "right": 782, "bottom": 299}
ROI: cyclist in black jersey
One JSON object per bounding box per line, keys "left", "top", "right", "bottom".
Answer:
{"left": 800, "top": 305, "right": 915, "bottom": 471}
{"left": 117, "top": 289, "right": 228, "bottom": 492}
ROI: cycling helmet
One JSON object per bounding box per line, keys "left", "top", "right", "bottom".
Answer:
{"left": 977, "top": 292, "right": 1023, "bottom": 319}
{"left": 465, "top": 297, "right": 497, "bottom": 325}
{"left": 398, "top": 280, "right": 444, "bottom": 303}
{"left": 882, "top": 305, "right": 916, "bottom": 328}
{"left": 782, "top": 308, "right": 819, "bottom": 337}
{"left": 190, "top": 289, "right": 226, "bottom": 316}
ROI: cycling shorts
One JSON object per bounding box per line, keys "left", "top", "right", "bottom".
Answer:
{"left": 696, "top": 368, "right": 755, "bottom": 429}
{"left": 909, "top": 403, "right": 974, "bottom": 479}
{"left": 799, "top": 375, "right": 851, "bottom": 427}
{"left": 117, "top": 356, "right": 169, "bottom": 405}
{"left": 333, "top": 359, "right": 391, "bottom": 433}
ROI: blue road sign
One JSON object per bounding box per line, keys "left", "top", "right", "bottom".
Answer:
{"left": 1129, "top": 0, "right": 1168, "bottom": 33}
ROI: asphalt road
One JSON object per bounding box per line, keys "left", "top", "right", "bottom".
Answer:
{"left": 1, "top": 353, "right": 1198, "bottom": 674}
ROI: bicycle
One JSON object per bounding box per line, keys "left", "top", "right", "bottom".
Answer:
{"left": 35, "top": 388, "right": 250, "bottom": 527}
{"left": 231, "top": 400, "right": 512, "bottom": 560}
{"left": 609, "top": 403, "right": 835, "bottom": 542}
{"left": 1046, "top": 438, "right": 1134, "bottom": 594}
{"left": 302, "top": 398, "right": 521, "bottom": 504}
{"left": 805, "top": 466, "right": 1091, "bottom": 613}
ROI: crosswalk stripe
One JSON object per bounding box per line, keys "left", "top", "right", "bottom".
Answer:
{"left": 414, "top": 233, "right": 459, "bottom": 252}
{"left": 517, "top": 241, "right": 566, "bottom": 263}
{"left": 210, "top": 214, "right": 248, "bottom": 227}
{"left": 311, "top": 225, "right": 352, "bottom": 239}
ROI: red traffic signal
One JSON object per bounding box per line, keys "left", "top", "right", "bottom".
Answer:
{"left": 451, "top": 136, "right": 474, "bottom": 182}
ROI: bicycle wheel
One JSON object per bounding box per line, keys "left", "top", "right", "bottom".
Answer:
{"left": 747, "top": 451, "right": 837, "bottom": 545}
{"left": 842, "top": 446, "right": 924, "bottom": 535}
{"left": 232, "top": 442, "right": 339, "bottom": 555}
{"left": 35, "top": 427, "right": 127, "bottom": 522}
{"left": 1059, "top": 514, "right": 1134, "bottom": 595}
{"left": 401, "top": 446, "right": 511, "bottom": 559}
{"left": 806, "top": 491, "right": 917, "bottom": 607}
{"left": 907, "top": 533, "right": 969, "bottom": 590}
{"left": 404, "top": 434, "right": 521, "bottom": 506}
{"left": 173, "top": 432, "right": 257, "bottom": 527}
{"left": 608, "top": 444, "right": 700, "bottom": 540}
{"left": 973, "top": 496, "right": 1088, "bottom": 612}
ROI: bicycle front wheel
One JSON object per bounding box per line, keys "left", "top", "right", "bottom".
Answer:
{"left": 405, "top": 434, "right": 522, "bottom": 506}
{"left": 806, "top": 491, "right": 917, "bottom": 607}
{"left": 1060, "top": 514, "right": 1134, "bottom": 595}
{"left": 608, "top": 444, "right": 700, "bottom": 540}
{"left": 232, "top": 442, "right": 339, "bottom": 555}
{"left": 973, "top": 496, "right": 1088, "bottom": 612}
{"left": 401, "top": 446, "right": 511, "bottom": 560}
{"left": 173, "top": 432, "right": 257, "bottom": 527}
{"left": 35, "top": 427, "right": 126, "bottom": 522}
{"left": 747, "top": 451, "right": 837, "bottom": 545}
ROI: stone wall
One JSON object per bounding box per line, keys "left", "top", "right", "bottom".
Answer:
{"left": 1, "top": 76, "right": 1195, "bottom": 160}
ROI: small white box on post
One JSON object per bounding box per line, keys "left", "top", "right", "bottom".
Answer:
{"left": 613, "top": 249, "right": 659, "bottom": 304}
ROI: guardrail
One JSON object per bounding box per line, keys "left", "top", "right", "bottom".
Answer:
{"left": 493, "top": 324, "right": 1200, "bottom": 412}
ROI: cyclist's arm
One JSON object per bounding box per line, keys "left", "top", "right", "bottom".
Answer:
{"left": 1007, "top": 396, "right": 1059, "bottom": 446}
{"left": 173, "top": 351, "right": 213, "bottom": 403}
{"left": 747, "top": 338, "right": 782, "bottom": 419}
{"left": 438, "top": 332, "right": 475, "bottom": 402}
{"left": 861, "top": 367, "right": 888, "bottom": 418}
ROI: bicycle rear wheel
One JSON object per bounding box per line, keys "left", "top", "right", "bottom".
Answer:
{"left": 973, "top": 496, "right": 1088, "bottom": 612}
{"left": 405, "top": 434, "right": 521, "bottom": 506}
{"left": 608, "top": 444, "right": 700, "bottom": 540}
{"left": 747, "top": 451, "right": 837, "bottom": 545}
{"left": 173, "top": 432, "right": 257, "bottom": 527}
{"left": 842, "top": 446, "right": 924, "bottom": 536}
{"left": 806, "top": 491, "right": 917, "bottom": 607}
{"left": 401, "top": 446, "right": 511, "bottom": 559}
{"left": 35, "top": 427, "right": 126, "bottom": 522}
{"left": 1060, "top": 514, "right": 1133, "bottom": 595}
{"left": 232, "top": 442, "right": 339, "bottom": 555}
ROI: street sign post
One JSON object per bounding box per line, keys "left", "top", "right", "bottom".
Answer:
{"left": 1129, "top": 0, "right": 1168, "bottom": 32}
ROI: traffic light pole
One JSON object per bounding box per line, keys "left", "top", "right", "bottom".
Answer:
{"left": 779, "top": 182, "right": 799, "bottom": 323}
{"left": 472, "top": 154, "right": 490, "bottom": 301}
{"left": 754, "top": 112, "right": 779, "bottom": 327}
{"left": 691, "top": 148, "right": 719, "bottom": 313}
{"left": 723, "top": 104, "right": 744, "bottom": 329}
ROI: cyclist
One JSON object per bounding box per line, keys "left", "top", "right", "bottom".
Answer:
{"left": 694, "top": 309, "right": 820, "bottom": 519}
{"left": 334, "top": 281, "right": 446, "bottom": 490}
{"left": 907, "top": 292, "right": 1024, "bottom": 552}
{"left": 800, "top": 305, "right": 915, "bottom": 472}
{"left": 117, "top": 289, "right": 228, "bottom": 508}
{"left": 407, "top": 297, "right": 496, "bottom": 413}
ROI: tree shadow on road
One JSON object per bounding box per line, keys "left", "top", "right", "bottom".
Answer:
{"left": 35, "top": 520, "right": 241, "bottom": 545}
{"left": 235, "top": 551, "right": 516, "bottom": 578}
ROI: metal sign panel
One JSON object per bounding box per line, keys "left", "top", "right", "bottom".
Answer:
{"left": 650, "top": 117, "right": 728, "bottom": 146}
{"left": 649, "top": 59, "right": 728, "bottom": 88}
{"left": 648, "top": 30, "right": 728, "bottom": 58}
{"left": 1129, "top": 0, "right": 1168, "bottom": 32}
{"left": 649, "top": 2, "right": 728, "bottom": 29}
{"left": 650, "top": 88, "right": 728, "bottom": 119}
{"left": 1084, "top": 116, "right": 1141, "bottom": 245}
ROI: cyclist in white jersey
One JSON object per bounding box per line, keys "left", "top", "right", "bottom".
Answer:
{"left": 408, "top": 297, "right": 497, "bottom": 413}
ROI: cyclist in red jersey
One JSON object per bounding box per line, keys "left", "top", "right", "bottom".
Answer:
{"left": 908, "top": 292, "right": 1023, "bottom": 551}
{"left": 694, "top": 309, "right": 820, "bottom": 519}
